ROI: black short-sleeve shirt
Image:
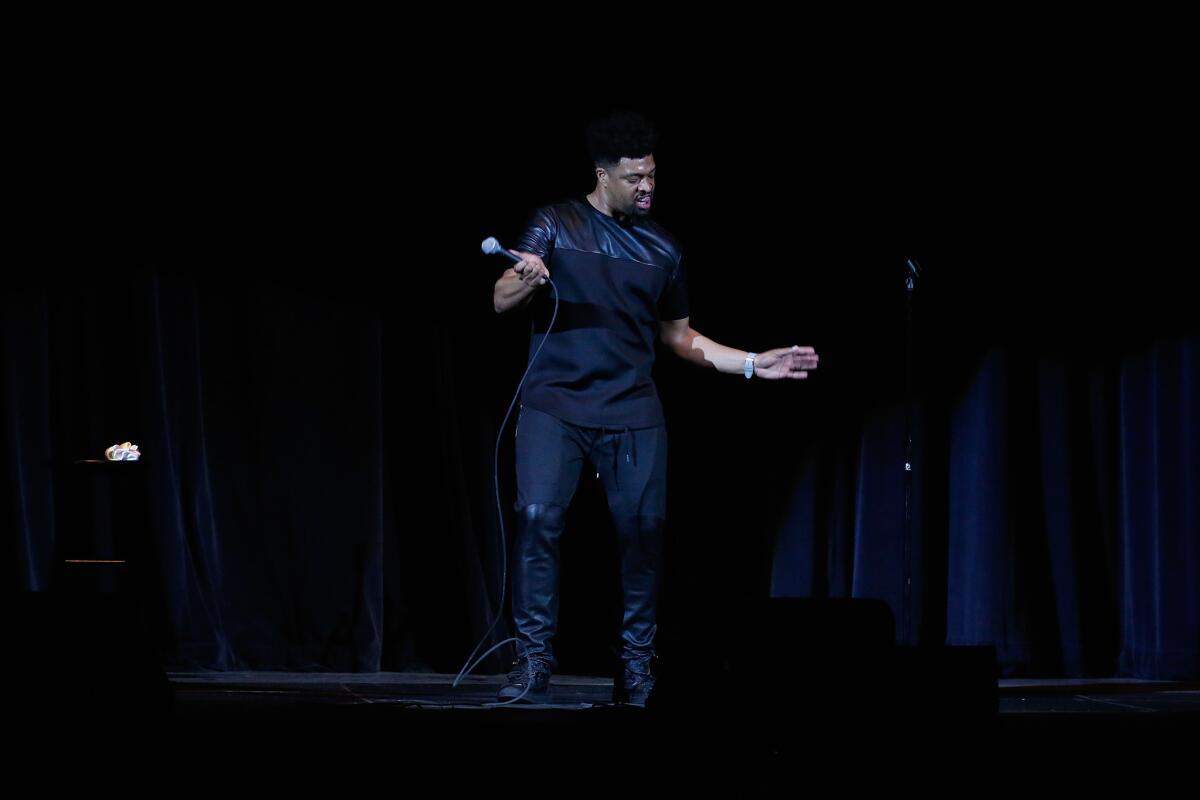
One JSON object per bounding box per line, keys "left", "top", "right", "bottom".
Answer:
{"left": 515, "top": 197, "right": 689, "bottom": 427}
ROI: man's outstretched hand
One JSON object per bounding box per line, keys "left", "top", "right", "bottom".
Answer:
{"left": 754, "top": 346, "right": 819, "bottom": 380}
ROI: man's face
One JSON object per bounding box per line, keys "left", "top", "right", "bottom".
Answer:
{"left": 603, "top": 155, "right": 656, "bottom": 217}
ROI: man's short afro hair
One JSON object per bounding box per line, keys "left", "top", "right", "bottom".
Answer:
{"left": 587, "top": 111, "right": 658, "bottom": 168}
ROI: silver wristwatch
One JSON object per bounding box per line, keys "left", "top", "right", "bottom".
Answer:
{"left": 744, "top": 352, "right": 757, "bottom": 379}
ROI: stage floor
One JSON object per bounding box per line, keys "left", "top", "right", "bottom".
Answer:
{"left": 167, "top": 670, "right": 1200, "bottom": 719}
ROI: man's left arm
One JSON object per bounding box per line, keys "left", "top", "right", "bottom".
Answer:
{"left": 658, "top": 318, "right": 819, "bottom": 379}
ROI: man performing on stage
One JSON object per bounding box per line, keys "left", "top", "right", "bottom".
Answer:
{"left": 493, "top": 111, "right": 819, "bottom": 705}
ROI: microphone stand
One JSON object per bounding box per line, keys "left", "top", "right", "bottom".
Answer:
{"left": 902, "top": 258, "right": 920, "bottom": 645}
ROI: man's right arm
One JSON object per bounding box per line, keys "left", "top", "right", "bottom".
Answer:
{"left": 494, "top": 251, "right": 550, "bottom": 314}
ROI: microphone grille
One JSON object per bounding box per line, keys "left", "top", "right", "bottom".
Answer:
{"left": 481, "top": 237, "right": 501, "bottom": 255}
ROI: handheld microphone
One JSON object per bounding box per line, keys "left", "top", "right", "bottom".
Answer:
{"left": 481, "top": 237, "right": 522, "bottom": 264}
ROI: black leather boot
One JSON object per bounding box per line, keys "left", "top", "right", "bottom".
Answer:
{"left": 612, "top": 514, "right": 663, "bottom": 706}
{"left": 502, "top": 503, "right": 566, "bottom": 702}
{"left": 497, "top": 654, "right": 552, "bottom": 703}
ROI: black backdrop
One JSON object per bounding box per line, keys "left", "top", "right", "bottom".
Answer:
{"left": 5, "top": 51, "right": 1196, "bottom": 681}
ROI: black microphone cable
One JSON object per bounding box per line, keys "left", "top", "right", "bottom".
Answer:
{"left": 453, "top": 239, "right": 558, "bottom": 706}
